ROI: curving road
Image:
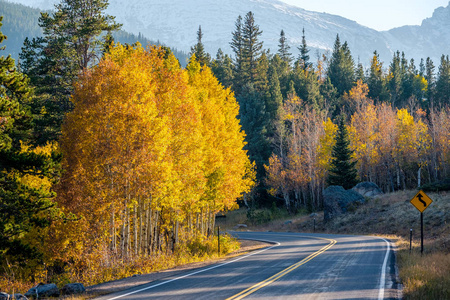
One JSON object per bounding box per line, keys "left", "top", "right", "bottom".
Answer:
{"left": 94, "top": 232, "right": 400, "bottom": 300}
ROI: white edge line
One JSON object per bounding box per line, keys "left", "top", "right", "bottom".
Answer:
{"left": 378, "top": 237, "right": 391, "bottom": 300}
{"left": 104, "top": 239, "right": 281, "bottom": 300}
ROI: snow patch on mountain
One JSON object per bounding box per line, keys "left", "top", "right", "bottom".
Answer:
{"left": 8, "top": 0, "right": 450, "bottom": 66}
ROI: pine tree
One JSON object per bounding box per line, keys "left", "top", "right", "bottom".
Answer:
{"left": 355, "top": 62, "right": 365, "bottom": 82}
{"left": 327, "top": 116, "right": 358, "bottom": 189}
{"left": 0, "top": 17, "right": 57, "bottom": 275}
{"left": 435, "top": 55, "right": 450, "bottom": 106}
{"left": 19, "top": 0, "right": 121, "bottom": 143}
{"left": 230, "top": 15, "right": 244, "bottom": 93}
{"left": 189, "top": 25, "right": 210, "bottom": 66}
{"left": 367, "top": 51, "right": 385, "bottom": 103}
{"left": 242, "top": 11, "right": 263, "bottom": 84}
{"left": 278, "top": 29, "right": 292, "bottom": 65}
{"left": 211, "top": 48, "right": 233, "bottom": 88}
{"left": 425, "top": 57, "right": 436, "bottom": 105}
{"left": 327, "top": 35, "right": 355, "bottom": 97}
{"left": 388, "top": 51, "right": 403, "bottom": 107}
{"left": 297, "top": 28, "right": 310, "bottom": 70}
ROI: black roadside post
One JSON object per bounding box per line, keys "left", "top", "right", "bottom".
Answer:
{"left": 409, "top": 228, "right": 412, "bottom": 254}
{"left": 421, "top": 213, "right": 424, "bottom": 255}
{"left": 313, "top": 218, "right": 316, "bottom": 233}
{"left": 218, "top": 226, "right": 220, "bottom": 255}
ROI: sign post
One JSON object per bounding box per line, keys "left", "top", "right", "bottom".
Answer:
{"left": 410, "top": 190, "right": 433, "bottom": 255}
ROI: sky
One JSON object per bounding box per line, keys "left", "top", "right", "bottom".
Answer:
{"left": 280, "top": 0, "right": 449, "bottom": 31}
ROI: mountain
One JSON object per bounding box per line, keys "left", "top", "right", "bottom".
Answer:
{"left": 4, "top": 0, "right": 450, "bottom": 66}
{"left": 0, "top": 0, "right": 188, "bottom": 64}
{"left": 383, "top": 4, "right": 450, "bottom": 64}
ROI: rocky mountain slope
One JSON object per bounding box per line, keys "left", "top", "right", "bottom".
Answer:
{"left": 7, "top": 0, "right": 450, "bottom": 65}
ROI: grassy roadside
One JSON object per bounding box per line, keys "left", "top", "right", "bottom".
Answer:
{"left": 218, "top": 190, "right": 449, "bottom": 299}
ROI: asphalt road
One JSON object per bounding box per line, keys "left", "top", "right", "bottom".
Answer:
{"left": 94, "top": 232, "right": 400, "bottom": 300}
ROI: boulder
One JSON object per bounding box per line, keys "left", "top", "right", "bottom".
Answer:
{"left": 234, "top": 224, "right": 247, "bottom": 229}
{"left": 0, "top": 292, "right": 28, "bottom": 300}
{"left": 352, "top": 182, "right": 383, "bottom": 198}
{"left": 323, "top": 186, "right": 365, "bottom": 222}
{"left": 61, "top": 283, "right": 86, "bottom": 296}
{"left": 25, "top": 283, "right": 59, "bottom": 298}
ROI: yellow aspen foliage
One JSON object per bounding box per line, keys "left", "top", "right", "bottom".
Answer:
{"left": 264, "top": 154, "right": 291, "bottom": 208}
{"left": 395, "top": 108, "right": 431, "bottom": 164}
{"left": 349, "top": 103, "right": 379, "bottom": 180}
{"left": 58, "top": 44, "right": 254, "bottom": 268}
{"left": 187, "top": 57, "right": 254, "bottom": 214}
{"left": 343, "top": 80, "right": 370, "bottom": 113}
{"left": 317, "top": 118, "right": 337, "bottom": 178}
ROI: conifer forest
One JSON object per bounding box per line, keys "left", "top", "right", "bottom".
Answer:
{"left": 1, "top": 0, "right": 449, "bottom": 289}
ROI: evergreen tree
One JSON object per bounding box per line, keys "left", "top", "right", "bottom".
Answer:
{"left": 19, "top": 0, "right": 121, "bottom": 144}
{"left": 0, "top": 17, "right": 57, "bottom": 275}
{"left": 388, "top": 51, "right": 403, "bottom": 107}
{"left": 435, "top": 55, "right": 450, "bottom": 106}
{"left": 211, "top": 48, "right": 233, "bottom": 88}
{"left": 242, "top": 11, "right": 263, "bottom": 84}
{"left": 278, "top": 29, "right": 292, "bottom": 65}
{"left": 327, "top": 35, "right": 355, "bottom": 97}
{"left": 297, "top": 28, "right": 311, "bottom": 70}
{"left": 355, "top": 61, "right": 365, "bottom": 82}
{"left": 265, "top": 65, "right": 283, "bottom": 136}
{"left": 367, "top": 51, "right": 386, "bottom": 103}
{"left": 425, "top": 57, "right": 436, "bottom": 105}
{"left": 237, "top": 84, "right": 271, "bottom": 178}
{"left": 320, "top": 76, "right": 339, "bottom": 113}
{"left": 189, "top": 25, "right": 210, "bottom": 66}
{"left": 230, "top": 15, "right": 244, "bottom": 93}
{"left": 255, "top": 51, "right": 269, "bottom": 92}
{"left": 327, "top": 117, "right": 358, "bottom": 189}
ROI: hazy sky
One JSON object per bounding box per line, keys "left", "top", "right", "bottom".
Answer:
{"left": 280, "top": 0, "right": 449, "bottom": 31}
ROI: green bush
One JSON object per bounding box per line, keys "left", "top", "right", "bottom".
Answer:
{"left": 420, "top": 178, "right": 450, "bottom": 192}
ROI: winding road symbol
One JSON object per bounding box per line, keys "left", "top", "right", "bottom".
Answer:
{"left": 410, "top": 190, "right": 433, "bottom": 213}
{"left": 416, "top": 192, "right": 427, "bottom": 207}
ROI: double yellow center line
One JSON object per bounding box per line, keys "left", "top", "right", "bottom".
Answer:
{"left": 226, "top": 237, "right": 337, "bottom": 300}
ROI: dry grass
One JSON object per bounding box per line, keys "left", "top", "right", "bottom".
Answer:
{"left": 397, "top": 251, "right": 450, "bottom": 299}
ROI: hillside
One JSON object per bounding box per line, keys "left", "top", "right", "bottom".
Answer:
{"left": 8, "top": 0, "right": 450, "bottom": 65}
{"left": 0, "top": 0, "right": 188, "bottom": 64}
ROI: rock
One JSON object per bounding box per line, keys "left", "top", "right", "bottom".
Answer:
{"left": 25, "top": 283, "right": 59, "bottom": 298}
{"left": 323, "top": 186, "right": 365, "bottom": 222}
{"left": 234, "top": 224, "right": 247, "bottom": 229}
{"left": 352, "top": 181, "right": 383, "bottom": 198}
{"left": 61, "top": 283, "right": 86, "bottom": 296}
{"left": 309, "top": 213, "right": 318, "bottom": 218}
{"left": 0, "top": 292, "right": 28, "bottom": 300}
{"left": 284, "top": 220, "right": 292, "bottom": 225}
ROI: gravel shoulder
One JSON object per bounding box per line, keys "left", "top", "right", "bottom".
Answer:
{"left": 85, "top": 239, "right": 269, "bottom": 298}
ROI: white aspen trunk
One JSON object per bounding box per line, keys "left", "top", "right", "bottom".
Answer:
{"left": 243, "top": 192, "right": 249, "bottom": 208}
{"left": 134, "top": 203, "right": 138, "bottom": 257}
{"left": 418, "top": 166, "right": 422, "bottom": 188}
{"left": 121, "top": 208, "right": 126, "bottom": 257}
{"left": 125, "top": 204, "right": 130, "bottom": 258}
{"left": 143, "top": 204, "right": 148, "bottom": 256}
{"left": 111, "top": 202, "right": 116, "bottom": 254}
{"left": 195, "top": 212, "right": 199, "bottom": 236}
{"left": 139, "top": 198, "right": 143, "bottom": 256}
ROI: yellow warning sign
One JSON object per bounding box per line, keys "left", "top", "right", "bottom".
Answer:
{"left": 410, "top": 190, "right": 433, "bottom": 213}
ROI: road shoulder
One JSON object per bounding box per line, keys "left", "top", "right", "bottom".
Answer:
{"left": 86, "top": 239, "right": 270, "bottom": 298}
